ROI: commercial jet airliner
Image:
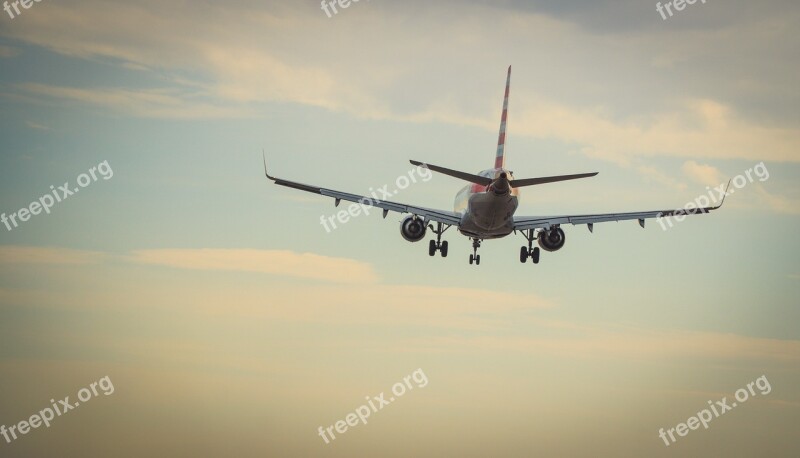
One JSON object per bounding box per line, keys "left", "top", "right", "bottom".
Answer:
{"left": 264, "top": 66, "right": 726, "bottom": 265}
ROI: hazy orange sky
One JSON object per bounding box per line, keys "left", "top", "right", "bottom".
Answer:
{"left": 1, "top": 1, "right": 799, "bottom": 456}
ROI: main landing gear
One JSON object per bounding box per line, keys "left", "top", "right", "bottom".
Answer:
{"left": 519, "top": 229, "right": 540, "bottom": 264}
{"left": 428, "top": 222, "right": 450, "bottom": 257}
{"left": 469, "top": 238, "right": 482, "bottom": 265}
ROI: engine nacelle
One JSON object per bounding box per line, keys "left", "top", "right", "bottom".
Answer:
{"left": 538, "top": 227, "right": 566, "bottom": 252}
{"left": 400, "top": 215, "right": 427, "bottom": 242}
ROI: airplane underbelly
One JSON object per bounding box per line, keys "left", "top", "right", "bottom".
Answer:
{"left": 459, "top": 193, "right": 517, "bottom": 238}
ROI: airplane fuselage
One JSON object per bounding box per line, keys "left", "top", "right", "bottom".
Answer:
{"left": 455, "top": 168, "right": 520, "bottom": 239}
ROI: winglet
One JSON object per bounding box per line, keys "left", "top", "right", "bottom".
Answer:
{"left": 714, "top": 179, "right": 732, "bottom": 209}
{"left": 262, "top": 149, "right": 276, "bottom": 180}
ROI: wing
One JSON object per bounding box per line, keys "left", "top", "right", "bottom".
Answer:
{"left": 513, "top": 182, "right": 730, "bottom": 231}
{"left": 263, "top": 155, "right": 461, "bottom": 227}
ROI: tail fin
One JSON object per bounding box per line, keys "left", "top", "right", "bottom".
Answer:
{"left": 495, "top": 65, "right": 511, "bottom": 169}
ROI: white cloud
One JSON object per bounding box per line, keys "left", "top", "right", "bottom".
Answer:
{"left": 127, "top": 248, "right": 379, "bottom": 284}
{"left": 0, "top": 246, "right": 106, "bottom": 265}
{"left": 682, "top": 160, "right": 724, "bottom": 186}
{"left": 1, "top": 0, "right": 799, "bottom": 163}
{"left": 17, "top": 83, "right": 253, "bottom": 119}
{"left": 514, "top": 97, "right": 800, "bottom": 164}
{"left": 0, "top": 245, "right": 379, "bottom": 283}
{"left": 755, "top": 186, "right": 800, "bottom": 215}
{"left": 396, "top": 327, "right": 800, "bottom": 363}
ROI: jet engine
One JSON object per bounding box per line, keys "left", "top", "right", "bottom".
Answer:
{"left": 400, "top": 215, "right": 427, "bottom": 242}
{"left": 538, "top": 227, "right": 566, "bottom": 252}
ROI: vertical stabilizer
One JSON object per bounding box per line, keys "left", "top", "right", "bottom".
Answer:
{"left": 495, "top": 65, "right": 511, "bottom": 169}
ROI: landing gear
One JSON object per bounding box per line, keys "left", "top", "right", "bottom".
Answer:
{"left": 469, "top": 239, "right": 482, "bottom": 265}
{"left": 428, "top": 222, "right": 450, "bottom": 258}
{"left": 430, "top": 240, "right": 449, "bottom": 257}
{"left": 519, "top": 229, "right": 541, "bottom": 264}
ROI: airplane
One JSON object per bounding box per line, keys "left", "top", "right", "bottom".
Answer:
{"left": 263, "top": 66, "right": 727, "bottom": 265}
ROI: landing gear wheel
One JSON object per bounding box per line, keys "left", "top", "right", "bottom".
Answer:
{"left": 468, "top": 238, "right": 482, "bottom": 265}
{"left": 429, "top": 222, "right": 451, "bottom": 259}
{"left": 520, "top": 229, "right": 543, "bottom": 265}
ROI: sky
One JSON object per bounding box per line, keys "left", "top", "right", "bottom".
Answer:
{"left": 0, "top": 0, "right": 799, "bottom": 456}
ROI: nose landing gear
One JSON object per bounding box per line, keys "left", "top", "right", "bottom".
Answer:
{"left": 469, "top": 238, "right": 482, "bottom": 265}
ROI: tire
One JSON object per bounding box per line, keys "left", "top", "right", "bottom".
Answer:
{"left": 532, "top": 247, "right": 540, "bottom": 264}
{"left": 429, "top": 240, "right": 436, "bottom": 256}
{"left": 469, "top": 254, "right": 474, "bottom": 265}
{"left": 520, "top": 246, "right": 528, "bottom": 263}
{"left": 441, "top": 241, "right": 449, "bottom": 257}
{"left": 475, "top": 254, "right": 481, "bottom": 265}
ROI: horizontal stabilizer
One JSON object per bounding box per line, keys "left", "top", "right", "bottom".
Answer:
{"left": 511, "top": 172, "right": 598, "bottom": 187}
{"left": 409, "top": 160, "right": 492, "bottom": 186}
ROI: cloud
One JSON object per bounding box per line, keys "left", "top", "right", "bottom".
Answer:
{"left": 637, "top": 164, "right": 687, "bottom": 191}
{"left": 120, "top": 282, "right": 556, "bottom": 331}
{"left": 25, "top": 120, "right": 51, "bottom": 130}
{"left": 395, "top": 327, "right": 800, "bottom": 363}
{"left": 127, "top": 248, "right": 378, "bottom": 283}
{"left": 0, "top": 245, "right": 379, "bottom": 283}
{"left": 0, "top": 45, "right": 19, "bottom": 58}
{"left": 755, "top": 186, "right": 800, "bottom": 215}
{"left": 0, "top": 246, "right": 553, "bottom": 330}
{"left": 0, "top": 246, "right": 106, "bottom": 265}
{"left": 17, "top": 83, "right": 252, "bottom": 119}
{"left": 2, "top": 1, "right": 799, "bottom": 164}
{"left": 514, "top": 97, "right": 800, "bottom": 164}
{"left": 682, "top": 160, "right": 724, "bottom": 186}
